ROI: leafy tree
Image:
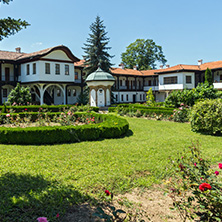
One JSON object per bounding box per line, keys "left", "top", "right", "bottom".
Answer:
{"left": 146, "top": 88, "right": 155, "bottom": 106}
{"left": 0, "top": 0, "right": 29, "bottom": 41}
{"left": 205, "top": 68, "right": 213, "bottom": 85}
{"left": 121, "top": 39, "right": 167, "bottom": 70}
{"left": 7, "top": 83, "right": 31, "bottom": 105}
{"left": 82, "top": 16, "right": 113, "bottom": 76}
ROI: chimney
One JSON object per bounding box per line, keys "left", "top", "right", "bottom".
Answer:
{"left": 198, "top": 59, "right": 203, "bottom": 66}
{"left": 133, "top": 65, "right": 137, "bottom": 70}
{"left": 119, "top": 63, "right": 125, "bottom": 69}
{"left": 166, "top": 65, "right": 170, "bottom": 68}
{"left": 15, "top": 47, "right": 21, "bottom": 53}
{"left": 159, "top": 65, "right": 164, "bottom": 69}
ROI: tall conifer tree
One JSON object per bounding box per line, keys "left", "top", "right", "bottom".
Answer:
{"left": 205, "top": 68, "right": 213, "bottom": 85}
{"left": 82, "top": 16, "right": 113, "bottom": 76}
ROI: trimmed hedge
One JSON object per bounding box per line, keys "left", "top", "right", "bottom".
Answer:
{"left": 111, "top": 103, "right": 173, "bottom": 110}
{"left": 1, "top": 104, "right": 99, "bottom": 113}
{"left": 108, "top": 106, "right": 173, "bottom": 116}
{"left": 0, "top": 113, "right": 129, "bottom": 144}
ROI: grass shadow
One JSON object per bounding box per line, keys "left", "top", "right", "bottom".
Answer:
{"left": 0, "top": 173, "right": 93, "bottom": 222}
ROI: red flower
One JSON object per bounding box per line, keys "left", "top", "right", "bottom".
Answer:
{"left": 56, "top": 213, "right": 59, "bottom": 218}
{"left": 25, "top": 108, "right": 27, "bottom": 111}
{"left": 219, "top": 163, "right": 222, "bottom": 169}
{"left": 194, "top": 163, "right": 197, "bottom": 167}
{"left": 199, "top": 183, "right": 212, "bottom": 192}
{"left": 105, "top": 190, "right": 111, "bottom": 196}
{"left": 215, "top": 171, "right": 219, "bottom": 176}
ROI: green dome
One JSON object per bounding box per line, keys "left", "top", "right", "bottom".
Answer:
{"left": 85, "top": 67, "right": 115, "bottom": 82}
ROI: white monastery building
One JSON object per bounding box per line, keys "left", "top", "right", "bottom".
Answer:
{"left": 1, "top": 45, "right": 222, "bottom": 106}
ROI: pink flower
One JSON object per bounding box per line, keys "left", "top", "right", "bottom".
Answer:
{"left": 105, "top": 190, "right": 111, "bottom": 196}
{"left": 6, "top": 114, "right": 10, "bottom": 117}
{"left": 194, "top": 163, "right": 197, "bottom": 167}
{"left": 88, "top": 121, "right": 90, "bottom": 123}
{"left": 179, "top": 107, "right": 183, "bottom": 110}
{"left": 181, "top": 156, "right": 184, "bottom": 159}
{"left": 37, "top": 217, "right": 48, "bottom": 222}
{"left": 56, "top": 213, "right": 59, "bottom": 218}
{"left": 215, "top": 171, "right": 219, "bottom": 176}
{"left": 219, "top": 163, "right": 222, "bottom": 169}
{"left": 180, "top": 103, "right": 184, "bottom": 106}
{"left": 200, "top": 158, "right": 203, "bottom": 161}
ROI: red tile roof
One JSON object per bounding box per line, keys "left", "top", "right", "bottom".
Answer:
{"left": 110, "top": 67, "right": 144, "bottom": 76}
{"left": 0, "top": 45, "right": 79, "bottom": 62}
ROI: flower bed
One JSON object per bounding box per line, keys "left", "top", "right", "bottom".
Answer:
{"left": 0, "top": 112, "right": 129, "bottom": 145}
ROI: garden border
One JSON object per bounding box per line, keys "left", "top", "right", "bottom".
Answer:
{"left": 0, "top": 112, "right": 129, "bottom": 145}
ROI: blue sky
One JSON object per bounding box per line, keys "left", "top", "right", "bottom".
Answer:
{"left": 1, "top": 0, "right": 222, "bottom": 68}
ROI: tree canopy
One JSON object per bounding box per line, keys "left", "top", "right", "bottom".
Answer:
{"left": 0, "top": 0, "right": 29, "bottom": 41}
{"left": 82, "top": 16, "right": 113, "bottom": 76}
{"left": 121, "top": 39, "right": 167, "bottom": 70}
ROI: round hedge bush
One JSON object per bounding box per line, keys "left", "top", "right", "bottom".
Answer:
{"left": 0, "top": 113, "right": 129, "bottom": 144}
{"left": 190, "top": 99, "right": 222, "bottom": 135}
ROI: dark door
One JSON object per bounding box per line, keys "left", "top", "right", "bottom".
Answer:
{"left": 133, "top": 94, "right": 136, "bottom": 103}
{"left": 5, "top": 68, "right": 10, "bottom": 82}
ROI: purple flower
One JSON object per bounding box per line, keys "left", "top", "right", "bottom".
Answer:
{"left": 37, "top": 217, "right": 48, "bottom": 222}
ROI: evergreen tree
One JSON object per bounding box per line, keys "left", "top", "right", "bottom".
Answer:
{"left": 205, "top": 68, "right": 213, "bottom": 85}
{"left": 82, "top": 16, "right": 113, "bottom": 76}
{"left": 7, "top": 83, "right": 31, "bottom": 105}
{"left": 0, "top": 0, "right": 29, "bottom": 41}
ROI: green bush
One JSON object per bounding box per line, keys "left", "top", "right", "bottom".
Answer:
{"left": 172, "top": 104, "right": 190, "bottom": 123}
{"left": 0, "top": 113, "right": 129, "bottom": 144}
{"left": 165, "top": 83, "right": 219, "bottom": 108}
{"left": 190, "top": 99, "right": 222, "bottom": 135}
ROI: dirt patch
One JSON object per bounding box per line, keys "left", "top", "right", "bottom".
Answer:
{"left": 63, "top": 186, "right": 185, "bottom": 222}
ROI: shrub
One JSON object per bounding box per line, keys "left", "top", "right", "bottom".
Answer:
{"left": 166, "top": 143, "right": 222, "bottom": 221}
{"left": 172, "top": 104, "right": 190, "bottom": 123}
{"left": 165, "top": 83, "right": 219, "bottom": 108}
{"left": 7, "top": 83, "right": 31, "bottom": 105}
{"left": 190, "top": 99, "right": 222, "bottom": 135}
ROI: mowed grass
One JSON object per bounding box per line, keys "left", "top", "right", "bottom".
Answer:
{"left": 0, "top": 117, "right": 222, "bottom": 221}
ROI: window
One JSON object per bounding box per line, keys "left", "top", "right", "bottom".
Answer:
{"left": 115, "top": 94, "right": 118, "bottom": 101}
{"left": 148, "top": 80, "right": 152, "bottom": 86}
{"left": 186, "top": 76, "right": 192, "bottom": 84}
{"left": 75, "top": 72, "right": 78, "bottom": 80}
{"left": 65, "top": 65, "right": 69, "bottom": 75}
{"left": 57, "top": 89, "right": 61, "bottom": 97}
{"left": 163, "top": 76, "right": 177, "bottom": 84}
{"left": 220, "top": 75, "right": 222, "bottom": 81}
{"left": 55, "top": 64, "right": 60, "bottom": 75}
{"left": 140, "top": 94, "right": 142, "bottom": 100}
{"left": 121, "top": 94, "right": 124, "bottom": 101}
{"left": 33, "top": 63, "right": 36, "bottom": 74}
{"left": 45, "top": 63, "right": 50, "bottom": 74}
{"left": 27, "top": 64, "right": 30, "bottom": 75}
{"left": 126, "top": 94, "right": 128, "bottom": 101}
{"left": 143, "top": 94, "right": 145, "bottom": 100}
{"left": 68, "top": 89, "right": 71, "bottom": 97}
{"left": 3, "top": 89, "right": 7, "bottom": 97}
{"left": 120, "top": 80, "right": 122, "bottom": 86}
{"left": 73, "top": 89, "right": 76, "bottom": 96}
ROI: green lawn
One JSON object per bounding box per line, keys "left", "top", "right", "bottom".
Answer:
{"left": 0, "top": 117, "right": 222, "bottom": 221}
